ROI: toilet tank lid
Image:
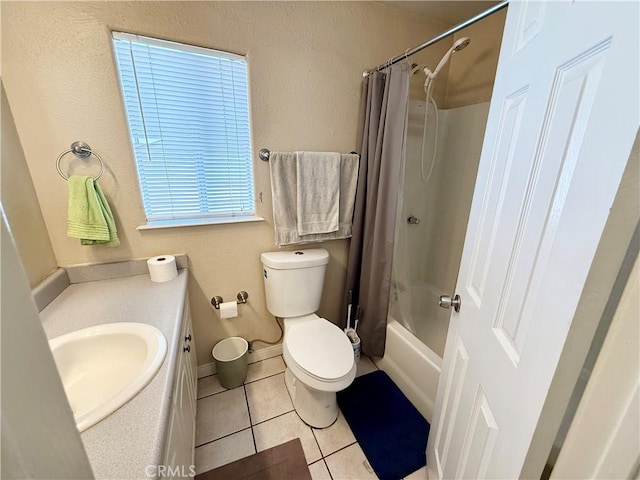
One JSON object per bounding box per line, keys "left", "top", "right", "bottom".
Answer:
{"left": 261, "top": 249, "right": 329, "bottom": 269}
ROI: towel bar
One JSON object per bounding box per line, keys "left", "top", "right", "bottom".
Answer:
{"left": 259, "top": 148, "right": 359, "bottom": 161}
{"left": 56, "top": 141, "right": 105, "bottom": 181}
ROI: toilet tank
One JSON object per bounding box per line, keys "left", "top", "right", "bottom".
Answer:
{"left": 261, "top": 249, "right": 329, "bottom": 318}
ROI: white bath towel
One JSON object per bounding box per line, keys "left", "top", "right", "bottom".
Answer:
{"left": 295, "top": 151, "right": 341, "bottom": 235}
{"left": 269, "top": 152, "right": 359, "bottom": 246}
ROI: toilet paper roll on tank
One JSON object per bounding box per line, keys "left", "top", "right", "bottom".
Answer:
{"left": 147, "top": 255, "right": 178, "bottom": 282}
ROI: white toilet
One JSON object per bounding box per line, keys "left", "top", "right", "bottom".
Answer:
{"left": 261, "top": 248, "right": 356, "bottom": 428}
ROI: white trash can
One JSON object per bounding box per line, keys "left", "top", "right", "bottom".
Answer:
{"left": 212, "top": 337, "right": 248, "bottom": 389}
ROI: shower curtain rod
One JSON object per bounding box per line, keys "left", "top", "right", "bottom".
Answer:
{"left": 363, "top": 0, "right": 509, "bottom": 76}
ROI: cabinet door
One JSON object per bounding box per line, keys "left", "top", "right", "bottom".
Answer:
{"left": 163, "top": 299, "right": 198, "bottom": 477}
{"left": 174, "top": 365, "right": 193, "bottom": 472}
{"left": 182, "top": 301, "right": 198, "bottom": 401}
{"left": 181, "top": 307, "right": 197, "bottom": 463}
{"left": 163, "top": 353, "right": 188, "bottom": 479}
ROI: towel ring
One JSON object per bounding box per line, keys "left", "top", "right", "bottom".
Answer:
{"left": 56, "top": 141, "right": 105, "bottom": 181}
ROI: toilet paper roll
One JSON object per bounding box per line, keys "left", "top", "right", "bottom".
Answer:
{"left": 219, "top": 301, "right": 238, "bottom": 319}
{"left": 147, "top": 255, "right": 178, "bottom": 283}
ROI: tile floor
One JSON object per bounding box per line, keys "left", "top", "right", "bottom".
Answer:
{"left": 194, "top": 354, "right": 429, "bottom": 480}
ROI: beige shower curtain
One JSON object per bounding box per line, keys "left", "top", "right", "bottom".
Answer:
{"left": 344, "top": 63, "right": 410, "bottom": 357}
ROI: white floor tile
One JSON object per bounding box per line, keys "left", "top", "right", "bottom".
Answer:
{"left": 197, "top": 374, "right": 225, "bottom": 398}
{"left": 245, "top": 356, "right": 286, "bottom": 383}
{"left": 356, "top": 355, "right": 378, "bottom": 377}
{"left": 195, "top": 387, "right": 250, "bottom": 446}
{"left": 245, "top": 373, "right": 293, "bottom": 424}
{"left": 325, "top": 443, "right": 378, "bottom": 480}
{"left": 308, "top": 459, "right": 332, "bottom": 480}
{"left": 253, "top": 411, "right": 322, "bottom": 464}
{"left": 405, "top": 465, "right": 429, "bottom": 479}
{"left": 194, "top": 428, "right": 255, "bottom": 474}
{"left": 312, "top": 411, "right": 356, "bottom": 457}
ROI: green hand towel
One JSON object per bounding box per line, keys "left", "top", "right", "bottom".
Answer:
{"left": 67, "top": 175, "right": 120, "bottom": 247}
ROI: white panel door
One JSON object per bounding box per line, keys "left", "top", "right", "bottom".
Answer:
{"left": 426, "top": 1, "right": 639, "bottom": 478}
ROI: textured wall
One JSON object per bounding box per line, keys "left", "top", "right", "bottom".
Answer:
{"left": 445, "top": 8, "right": 507, "bottom": 108}
{"left": 1, "top": 82, "right": 58, "bottom": 287}
{"left": 1, "top": 1, "right": 449, "bottom": 365}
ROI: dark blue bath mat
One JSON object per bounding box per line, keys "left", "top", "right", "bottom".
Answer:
{"left": 337, "top": 370, "right": 430, "bottom": 480}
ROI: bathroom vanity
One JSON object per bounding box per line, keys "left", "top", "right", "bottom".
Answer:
{"left": 38, "top": 263, "right": 196, "bottom": 479}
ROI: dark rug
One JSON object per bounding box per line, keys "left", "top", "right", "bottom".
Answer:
{"left": 337, "top": 370, "right": 430, "bottom": 480}
{"left": 195, "top": 438, "right": 311, "bottom": 480}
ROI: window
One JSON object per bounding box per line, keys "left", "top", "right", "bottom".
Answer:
{"left": 112, "top": 32, "right": 256, "bottom": 227}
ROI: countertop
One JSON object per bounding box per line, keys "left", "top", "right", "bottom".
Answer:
{"left": 40, "top": 270, "right": 189, "bottom": 479}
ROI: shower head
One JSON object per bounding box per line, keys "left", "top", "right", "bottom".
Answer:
{"left": 426, "top": 37, "right": 471, "bottom": 81}
{"left": 411, "top": 64, "right": 427, "bottom": 75}
{"left": 453, "top": 37, "right": 471, "bottom": 52}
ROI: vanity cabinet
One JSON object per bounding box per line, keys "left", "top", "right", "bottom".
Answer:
{"left": 163, "top": 299, "right": 197, "bottom": 478}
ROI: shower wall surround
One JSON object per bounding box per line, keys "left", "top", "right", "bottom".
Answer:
{"left": 392, "top": 101, "right": 490, "bottom": 357}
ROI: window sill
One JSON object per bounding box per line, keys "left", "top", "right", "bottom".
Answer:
{"left": 136, "top": 216, "right": 265, "bottom": 231}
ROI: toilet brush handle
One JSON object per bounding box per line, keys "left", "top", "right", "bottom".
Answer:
{"left": 345, "top": 290, "right": 353, "bottom": 331}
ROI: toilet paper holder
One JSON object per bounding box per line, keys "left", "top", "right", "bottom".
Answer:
{"left": 211, "top": 291, "right": 249, "bottom": 309}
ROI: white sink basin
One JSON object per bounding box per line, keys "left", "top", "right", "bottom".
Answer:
{"left": 49, "top": 322, "right": 167, "bottom": 432}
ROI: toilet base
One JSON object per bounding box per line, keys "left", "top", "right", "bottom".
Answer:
{"left": 284, "top": 368, "right": 338, "bottom": 428}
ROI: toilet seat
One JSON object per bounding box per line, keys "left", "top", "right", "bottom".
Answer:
{"left": 283, "top": 318, "right": 355, "bottom": 391}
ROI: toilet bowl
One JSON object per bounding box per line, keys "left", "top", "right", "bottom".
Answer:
{"left": 282, "top": 314, "right": 356, "bottom": 427}
{"left": 261, "top": 249, "right": 356, "bottom": 428}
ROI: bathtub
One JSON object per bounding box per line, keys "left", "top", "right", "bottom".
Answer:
{"left": 374, "top": 317, "right": 442, "bottom": 424}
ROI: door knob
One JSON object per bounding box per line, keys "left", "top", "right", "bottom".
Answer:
{"left": 439, "top": 294, "right": 461, "bottom": 312}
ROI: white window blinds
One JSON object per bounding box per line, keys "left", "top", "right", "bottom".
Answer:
{"left": 112, "top": 32, "right": 255, "bottom": 223}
